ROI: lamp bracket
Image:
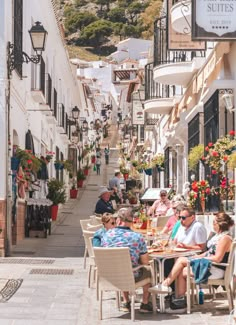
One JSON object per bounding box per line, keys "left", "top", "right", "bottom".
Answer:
{"left": 7, "top": 42, "right": 41, "bottom": 76}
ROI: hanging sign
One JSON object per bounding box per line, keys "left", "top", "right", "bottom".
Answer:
{"left": 192, "top": 0, "right": 236, "bottom": 40}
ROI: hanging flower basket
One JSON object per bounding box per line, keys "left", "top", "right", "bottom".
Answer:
{"left": 54, "top": 162, "right": 62, "bottom": 170}
{"left": 144, "top": 168, "right": 152, "bottom": 176}
{"left": 11, "top": 157, "right": 20, "bottom": 170}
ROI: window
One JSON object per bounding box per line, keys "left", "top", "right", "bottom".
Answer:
{"left": 164, "top": 147, "right": 170, "bottom": 188}
{"left": 188, "top": 113, "right": 200, "bottom": 180}
{"left": 13, "top": 0, "right": 23, "bottom": 77}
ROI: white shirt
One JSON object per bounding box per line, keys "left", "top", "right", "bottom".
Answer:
{"left": 175, "top": 220, "right": 207, "bottom": 246}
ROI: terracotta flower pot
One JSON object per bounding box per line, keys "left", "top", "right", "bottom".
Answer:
{"left": 70, "top": 189, "right": 78, "bottom": 199}
{"left": 84, "top": 169, "right": 89, "bottom": 176}
{"left": 51, "top": 205, "right": 59, "bottom": 221}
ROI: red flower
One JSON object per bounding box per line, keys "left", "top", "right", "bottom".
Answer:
{"left": 229, "top": 130, "right": 235, "bottom": 136}
{"left": 205, "top": 188, "right": 211, "bottom": 195}
{"left": 205, "top": 146, "right": 209, "bottom": 151}
{"left": 208, "top": 142, "right": 213, "bottom": 147}
{"left": 200, "top": 180, "right": 206, "bottom": 186}
{"left": 223, "top": 156, "right": 228, "bottom": 161}
{"left": 194, "top": 193, "right": 198, "bottom": 198}
{"left": 201, "top": 197, "right": 205, "bottom": 201}
{"left": 212, "top": 170, "right": 217, "bottom": 174}
{"left": 27, "top": 159, "right": 32, "bottom": 164}
{"left": 191, "top": 181, "right": 199, "bottom": 192}
{"left": 212, "top": 151, "right": 219, "bottom": 157}
{"left": 201, "top": 156, "right": 206, "bottom": 161}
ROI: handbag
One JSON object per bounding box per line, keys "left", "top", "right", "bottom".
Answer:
{"left": 93, "top": 165, "right": 96, "bottom": 171}
{"left": 170, "top": 294, "right": 187, "bottom": 310}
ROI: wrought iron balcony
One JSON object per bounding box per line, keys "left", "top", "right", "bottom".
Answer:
{"left": 144, "top": 62, "right": 181, "bottom": 114}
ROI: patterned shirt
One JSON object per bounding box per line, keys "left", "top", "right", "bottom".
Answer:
{"left": 93, "top": 227, "right": 106, "bottom": 247}
{"left": 101, "top": 226, "right": 147, "bottom": 269}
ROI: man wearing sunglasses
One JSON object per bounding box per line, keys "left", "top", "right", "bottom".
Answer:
{"left": 174, "top": 206, "right": 207, "bottom": 251}
{"left": 101, "top": 208, "right": 153, "bottom": 314}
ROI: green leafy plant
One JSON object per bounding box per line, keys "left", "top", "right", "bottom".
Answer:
{"left": 47, "top": 178, "right": 66, "bottom": 205}
{"left": 188, "top": 144, "right": 204, "bottom": 172}
{"left": 77, "top": 169, "right": 86, "bottom": 180}
{"left": 62, "top": 160, "right": 73, "bottom": 173}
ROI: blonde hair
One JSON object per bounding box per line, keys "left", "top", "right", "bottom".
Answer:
{"left": 101, "top": 213, "right": 113, "bottom": 225}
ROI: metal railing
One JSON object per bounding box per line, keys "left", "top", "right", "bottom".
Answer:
{"left": 145, "top": 62, "right": 177, "bottom": 100}
{"left": 153, "top": 16, "right": 205, "bottom": 67}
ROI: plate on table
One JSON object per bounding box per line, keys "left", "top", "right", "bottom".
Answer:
{"left": 173, "top": 247, "right": 189, "bottom": 252}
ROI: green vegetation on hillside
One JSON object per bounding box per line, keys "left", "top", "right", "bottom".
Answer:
{"left": 61, "top": 0, "right": 163, "bottom": 53}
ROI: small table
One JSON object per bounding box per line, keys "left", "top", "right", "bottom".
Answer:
{"left": 149, "top": 249, "right": 201, "bottom": 313}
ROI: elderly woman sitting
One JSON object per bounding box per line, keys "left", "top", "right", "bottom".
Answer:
{"left": 157, "top": 212, "right": 234, "bottom": 297}
{"left": 92, "top": 213, "right": 116, "bottom": 247}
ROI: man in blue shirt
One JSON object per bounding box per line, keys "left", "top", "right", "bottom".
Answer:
{"left": 95, "top": 187, "right": 114, "bottom": 214}
{"left": 101, "top": 208, "right": 153, "bottom": 313}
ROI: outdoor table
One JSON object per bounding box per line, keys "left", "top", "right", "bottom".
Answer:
{"left": 149, "top": 249, "right": 201, "bottom": 313}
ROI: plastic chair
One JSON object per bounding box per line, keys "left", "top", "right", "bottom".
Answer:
{"left": 93, "top": 247, "right": 154, "bottom": 321}
{"left": 186, "top": 240, "right": 236, "bottom": 313}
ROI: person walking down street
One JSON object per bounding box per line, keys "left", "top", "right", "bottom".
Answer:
{"left": 95, "top": 156, "right": 101, "bottom": 175}
{"left": 104, "top": 147, "right": 110, "bottom": 165}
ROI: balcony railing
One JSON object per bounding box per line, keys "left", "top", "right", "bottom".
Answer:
{"left": 145, "top": 62, "right": 177, "bottom": 100}
{"left": 154, "top": 16, "right": 205, "bottom": 67}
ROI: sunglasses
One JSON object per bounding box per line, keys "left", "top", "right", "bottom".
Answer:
{"left": 179, "top": 215, "right": 191, "bottom": 220}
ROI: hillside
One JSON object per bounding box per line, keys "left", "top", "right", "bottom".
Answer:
{"left": 56, "top": 0, "right": 163, "bottom": 60}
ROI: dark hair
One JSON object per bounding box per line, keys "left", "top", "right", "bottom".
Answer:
{"left": 115, "top": 172, "right": 121, "bottom": 177}
{"left": 215, "top": 212, "right": 234, "bottom": 232}
{"left": 180, "top": 206, "right": 195, "bottom": 217}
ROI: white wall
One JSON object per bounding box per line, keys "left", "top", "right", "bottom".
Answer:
{"left": 0, "top": 0, "right": 6, "bottom": 198}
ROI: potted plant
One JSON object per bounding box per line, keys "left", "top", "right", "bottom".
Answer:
{"left": 120, "top": 167, "right": 130, "bottom": 180}
{"left": 70, "top": 183, "right": 78, "bottom": 199}
{"left": 62, "top": 159, "right": 73, "bottom": 173}
{"left": 77, "top": 169, "right": 86, "bottom": 187}
{"left": 83, "top": 164, "right": 90, "bottom": 176}
{"left": 47, "top": 178, "right": 66, "bottom": 220}
{"left": 127, "top": 190, "right": 138, "bottom": 205}
{"left": 54, "top": 160, "right": 63, "bottom": 170}
{"left": 188, "top": 144, "right": 204, "bottom": 172}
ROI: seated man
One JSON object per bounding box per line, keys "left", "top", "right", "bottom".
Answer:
{"left": 101, "top": 208, "right": 153, "bottom": 313}
{"left": 163, "top": 205, "right": 207, "bottom": 291}
{"left": 147, "top": 189, "right": 171, "bottom": 217}
{"left": 174, "top": 206, "right": 207, "bottom": 251}
{"left": 95, "top": 187, "right": 114, "bottom": 214}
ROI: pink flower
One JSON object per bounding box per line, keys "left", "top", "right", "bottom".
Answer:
{"left": 229, "top": 130, "right": 235, "bottom": 136}
{"left": 212, "top": 170, "right": 217, "bottom": 175}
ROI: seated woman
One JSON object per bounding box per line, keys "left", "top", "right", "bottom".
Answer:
{"left": 161, "top": 202, "right": 185, "bottom": 235}
{"left": 92, "top": 213, "right": 116, "bottom": 247}
{"left": 158, "top": 212, "right": 234, "bottom": 297}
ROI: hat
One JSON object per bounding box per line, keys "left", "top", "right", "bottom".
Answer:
{"left": 98, "top": 187, "right": 111, "bottom": 197}
{"left": 160, "top": 189, "right": 167, "bottom": 195}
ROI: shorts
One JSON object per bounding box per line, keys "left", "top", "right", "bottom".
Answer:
{"left": 208, "top": 265, "right": 225, "bottom": 279}
{"left": 134, "top": 265, "right": 151, "bottom": 283}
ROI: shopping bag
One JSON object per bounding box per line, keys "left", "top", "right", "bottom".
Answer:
{"left": 93, "top": 164, "right": 96, "bottom": 171}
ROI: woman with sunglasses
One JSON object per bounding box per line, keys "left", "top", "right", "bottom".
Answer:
{"left": 92, "top": 213, "right": 116, "bottom": 247}
{"left": 157, "top": 212, "right": 234, "bottom": 297}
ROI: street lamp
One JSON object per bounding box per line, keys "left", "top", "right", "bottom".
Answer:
{"left": 72, "top": 106, "right": 80, "bottom": 120}
{"left": 7, "top": 21, "right": 47, "bottom": 76}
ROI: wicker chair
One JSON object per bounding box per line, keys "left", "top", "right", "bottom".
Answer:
{"left": 186, "top": 240, "right": 236, "bottom": 313}
{"left": 94, "top": 247, "right": 154, "bottom": 321}
{"left": 83, "top": 229, "right": 98, "bottom": 288}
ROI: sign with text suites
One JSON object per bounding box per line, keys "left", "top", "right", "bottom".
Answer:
{"left": 167, "top": 0, "right": 205, "bottom": 50}
{"left": 132, "top": 100, "right": 144, "bottom": 125}
{"left": 192, "top": 0, "right": 236, "bottom": 40}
